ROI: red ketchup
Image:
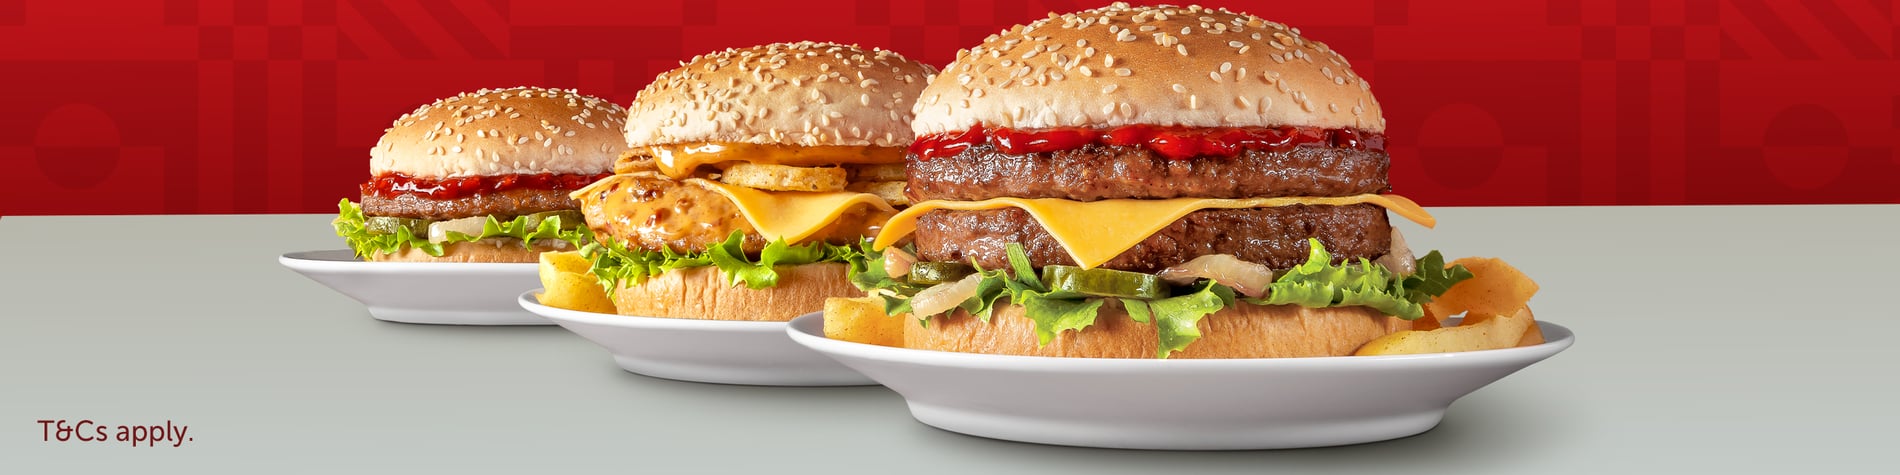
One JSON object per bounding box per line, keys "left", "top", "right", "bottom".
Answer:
{"left": 362, "top": 172, "right": 610, "bottom": 200}
{"left": 911, "top": 125, "right": 1386, "bottom": 161}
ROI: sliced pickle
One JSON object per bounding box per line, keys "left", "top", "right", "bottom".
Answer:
{"left": 1041, "top": 265, "right": 1168, "bottom": 299}
{"left": 907, "top": 262, "right": 975, "bottom": 285}
{"left": 523, "top": 210, "right": 585, "bottom": 230}
{"left": 365, "top": 216, "right": 428, "bottom": 236}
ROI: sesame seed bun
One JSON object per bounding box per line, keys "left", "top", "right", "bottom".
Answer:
{"left": 365, "top": 238, "right": 576, "bottom": 263}
{"left": 911, "top": 3, "right": 1384, "bottom": 135}
{"left": 610, "top": 263, "right": 862, "bottom": 321}
{"left": 624, "top": 41, "right": 938, "bottom": 148}
{"left": 906, "top": 302, "right": 1404, "bottom": 358}
{"left": 371, "top": 87, "right": 629, "bottom": 178}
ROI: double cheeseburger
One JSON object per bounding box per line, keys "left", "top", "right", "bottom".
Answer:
{"left": 334, "top": 87, "right": 628, "bottom": 262}
{"left": 858, "top": 3, "right": 1471, "bottom": 358}
{"left": 574, "top": 42, "right": 937, "bottom": 320}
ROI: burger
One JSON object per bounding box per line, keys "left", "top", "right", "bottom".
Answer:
{"left": 573, "top": 42, "right": 937, "bottom": 320}
{"left": 855, "top": 3, "right": 1473, "bottom": 358}
{"left": 333, "top": 87, "right": 628, "bottom": 263}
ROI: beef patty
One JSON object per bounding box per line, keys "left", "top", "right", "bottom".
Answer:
{"left": 912, "top": 204, "right": 1390, "bottom": 273}
{"left": 360, "top": 187, "right": 579, "bottom": 221}
{"left": 906, "top": 142, "right": 1389, "bottom": 202}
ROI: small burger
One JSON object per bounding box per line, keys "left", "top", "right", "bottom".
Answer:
{"left": 333, "top": 87, "right": 629, "bottom": 262}
{"left": 574, "top": 42, "right": 936, "bottom": 320}
{"left": 857, "top": 3, "right": 1473, "bottom": 358}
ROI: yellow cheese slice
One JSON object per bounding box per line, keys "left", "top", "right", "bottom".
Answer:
{"left": 873, "top": 194, "right": 1434, "bottom": 269}
{"left": 688, "top": 178, "right": 896, "bottom": 244}
{"left": 650, "top": 143, "right": 904, "bottom": 179}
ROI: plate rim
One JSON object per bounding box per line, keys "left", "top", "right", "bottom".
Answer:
{"left": 786, "top": 312, "right": 1575, "bottom": 369}
{"left": 280, "top": 249, "right": 537, "bottom": 274}
{"left": 517, "top": 290, "right": 791, "bottom": 331}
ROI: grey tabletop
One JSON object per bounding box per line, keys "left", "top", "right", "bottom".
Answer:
{"left": 3, "top": 205, "right": 1896, "bottom": 474}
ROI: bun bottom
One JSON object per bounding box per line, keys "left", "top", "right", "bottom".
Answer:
{"left": 611, "top": 263, "right": 862, "bottom": 321}
{"left": 906, "top": 301, "right": 1403, "bottom": 358}
{"left": 367, "top": 239, "right": 574, "bottom": 263}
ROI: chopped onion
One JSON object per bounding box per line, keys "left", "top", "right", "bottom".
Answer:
{"left": 1157, "top": 254, "right": 1275, "bottom": 298}
{"left": 883, "top": 247, "right": 918, "bottom": 279}
{"left": 908, "top": 274, "right": 981, "bottom": 317}
{"left": 1376, "top": 227, "right": 1416, "bottom": 275}
{"left": 427, "top": 216, "right": 489, "bottom": 243}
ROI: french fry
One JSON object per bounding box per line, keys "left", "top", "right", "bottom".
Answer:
{"left": 1411, "top": 305, "right": 1444, "bottom": 331}
{"left": 823, "top": 297, "right": 906, "bottom": 347}
{"left": 1359, "top": 256, "right": 1548, "bottom": 355}
{"left": 1516, "top": 320, "right": 1546, "bottom": 347}
{"left": 1425, "top": 257, "right": 1539, "bottom": 322}
{"left": 1355, "top": 307, "right": 1535, "bottom": 355}
{"left": 536, "top": 251, "right": 616, "bottom": 314}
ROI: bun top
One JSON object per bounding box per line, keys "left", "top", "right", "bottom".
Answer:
{"left": 911, "top": 3, "right": 1384, "bottom": 135}
{"left": 371, "top": 87, "right": 628, "bottom": 178}
{"left": 624, "top": 41, "right": 938, "bottom": 148}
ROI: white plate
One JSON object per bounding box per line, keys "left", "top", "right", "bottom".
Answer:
{"left": 280, "top": 250, "right": 550, "bottom": 325}
{"left": 517, "top": 291, "right": 873, "bottom": 386}
{"left": 787, "top": 313, "right": 1573, "bottom": 450}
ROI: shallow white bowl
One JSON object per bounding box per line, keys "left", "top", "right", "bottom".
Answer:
{"left": 518, "top": 291, "right": 872, "bottom": 386}
{"left": 280, "top": 250, "right": 549, "bottom": 325}
{"left": 788, "top": 313, "right": 1574, "bottom": 450}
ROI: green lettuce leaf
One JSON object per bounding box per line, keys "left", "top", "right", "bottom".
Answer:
{"left": 841, "top": 237, "right": 1475, "bottom": 358}
{"left": 331, "top": 199, "right": 590, "bottom": 259}
{"left": 584, "top": 230, "right": 859, "bottom": 294}
{"left": 1149, "top": 282, "right": 1236, "bottom": 358}
{"left": 1244, "top": 239, "right": 1472, "bottom": 320}
{"left": 1019, "top": 292, "right": 1106, "bottom": 346}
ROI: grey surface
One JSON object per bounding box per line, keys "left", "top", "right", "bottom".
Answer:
{"left": 2, "top": 206, "right": 1896, "bottom": 473}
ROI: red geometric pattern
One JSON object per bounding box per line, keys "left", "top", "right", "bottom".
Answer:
{"left": 1, "top": 0, "right": 1896, "bottom": 216}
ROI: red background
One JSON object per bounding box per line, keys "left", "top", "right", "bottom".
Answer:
{"left": 1, "top": 0, "right": 1897, "bottom": 216}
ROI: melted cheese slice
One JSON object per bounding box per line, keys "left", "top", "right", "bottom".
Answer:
{"left": 874, "top": 194, "right": 1434, "bottom": 269}
{"left": 688, "top": 178, "right": 896, "bottom": 244}
{"left": 650, "top": 143, "right": 905, "bottom": 179}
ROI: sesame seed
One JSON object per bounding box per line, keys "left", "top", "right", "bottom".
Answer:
{"left": 1114, "top": 68, "right": 1132, "bottom": 76}
{"left": 1171, "top": 83, "right": 1187, "bottom": 93}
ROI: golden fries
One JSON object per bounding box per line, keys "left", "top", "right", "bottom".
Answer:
{"left": 1426, "top": 257, "right": 1539, "bottom": 324}
{"left": 823, "top": 297, "right": 906, "bottom": 347}
{"left": 1356, "top": 257, "right": 1545, "bottom": 355}
{"left": 1355, "top": 307, "right": 1536, "bottom": 356}
{"left": 536, "top": 251, "right": 616, "bottom": 314}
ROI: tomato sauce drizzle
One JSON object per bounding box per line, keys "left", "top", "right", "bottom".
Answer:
{"left": 910, "top": 125, "right": 1385, "bottom": 161}
{"left": 362, "top": 172, "right": 610, "bottom": 200}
